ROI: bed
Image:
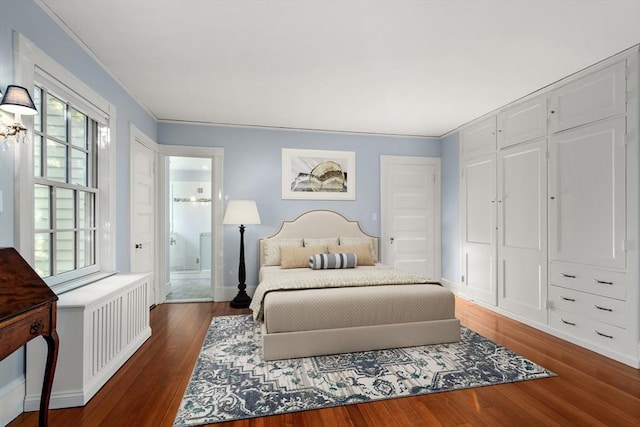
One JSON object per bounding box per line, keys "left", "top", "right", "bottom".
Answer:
{"left": 250, "top": 210, "right": 460, "bottom": 360}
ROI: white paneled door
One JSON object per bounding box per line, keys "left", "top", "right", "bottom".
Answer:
{"left": 497, "top": 139, "right": 547, "bottom": 322}
{"left": 380, "top": 156, "right": 440, "bottom": 280}
{"left": 131, "top": 139, "right": 156, "bottom": 304}
{"left": 461, "top": 154, "right": 497, "bottom": 305}
{"left": 549, "top": 117, "right": 626, "bottom": 269}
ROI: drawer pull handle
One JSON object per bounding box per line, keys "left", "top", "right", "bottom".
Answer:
{"left": 29, "top": 320, "right": 44, "bottom": 335}
{"left": 561, "top": 319, "right": 576, "bottom": 326}
{"left": 561, "top": 296, "right": 576, "bottom": 302}
{"left": 595, "top": 330, "right": 614, "bottom": 339}
{"left": 594, "top": 305, "right": 613, "bottom": 312}
{"left": 561, "top": 273, "right": 576, "bottom": 278}
{"left": 593, "top": 279, "right": 613, "bottom": 285}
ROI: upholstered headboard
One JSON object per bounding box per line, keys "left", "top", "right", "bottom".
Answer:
{"left": 259, "top": 210, "right": 379, "bottom": 266}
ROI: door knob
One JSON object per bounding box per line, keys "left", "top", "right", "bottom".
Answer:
{"left": 135, "top": 243, "right": 142, "bottom": 249}
{"left": 390, "top": 237, "right": 394, "bottom": 244}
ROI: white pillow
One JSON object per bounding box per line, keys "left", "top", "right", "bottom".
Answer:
{"left": 263, "top": 238, "right": 303, "bottom": 266}
{"left": 339, "top": 236, "right": 376, "bottom": 259}
{"left": 303, "top": 237, "right": 339, "bottom": 248}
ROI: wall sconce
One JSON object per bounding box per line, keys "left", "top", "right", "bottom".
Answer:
{"left": 0, "top": 85, "right": 38, "bottom": 151}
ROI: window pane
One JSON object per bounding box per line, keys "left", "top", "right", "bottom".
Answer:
{"left": 33, "top": 87, "right": 42, "bottom": 132}
{"left": 34, "top": 134, "right": 43, "bottom": 178}
{"left": 78, "top": 191, "right": 94, "bottom": 228}
{"left": 47, "top": 94, "right": 67, "bottom": 140}
{"left": 56, "top": 188, "right": 75, "bottom": 230}
{"left": 34, "top": 184, "right": 51, "bottom": 230}
{"left": 71, "top": 148, "right": 87, "bottom": 186}
{"left": 46, "top": 139, "right": 67, "bottom": 182}
{"left": 71, "top": 109, "right": 87, "bottom": 148}
{"left": 56, "top": 231, "right": 75, "bottom": 274}
{"left": 34, "top": 232, "right": 51, "bottom": 277}
{"left": 77, "top": 230, "right": 95, "bottom": 268}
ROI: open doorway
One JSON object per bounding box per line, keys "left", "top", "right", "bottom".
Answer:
{"left": 166, "top": 156, "right": 213, "bottom": 301}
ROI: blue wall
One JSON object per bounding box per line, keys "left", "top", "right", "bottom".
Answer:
{"left": 158, "top": 123, "right": 441, "bottom": 287}
{"left": 440, "top": 132, "right": 460, "bottom": 283}
{"left": 0, "top": 1, "right": 463, "bottom": 418}
{"left": 0, "top": 0, "right": 157, "bottom": 406}
{"left": 0, "top": 0, "right": 157, "bottom": 266}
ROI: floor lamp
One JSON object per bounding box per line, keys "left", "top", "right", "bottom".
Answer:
{"left": 223, "top": 200, "right": 261, "bottom": 308}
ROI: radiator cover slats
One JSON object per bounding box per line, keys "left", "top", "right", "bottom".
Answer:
{"left": 25, "top": 273, "right": 153, "bottom": 410}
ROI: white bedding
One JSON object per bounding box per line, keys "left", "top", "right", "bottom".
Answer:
{"left": 250, "top": 264, "right": 436, "bottom": 321}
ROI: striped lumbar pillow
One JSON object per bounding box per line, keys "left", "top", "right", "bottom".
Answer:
{"left": 309, "top": 253, "right": 357, "bottom": 270}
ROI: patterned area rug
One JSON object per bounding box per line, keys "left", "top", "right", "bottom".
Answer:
{"left": 174, "top": 315, "right": 554, "bottom": 426}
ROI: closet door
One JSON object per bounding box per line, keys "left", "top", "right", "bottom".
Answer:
{"left": 549, "top": 60, "right": 626, "bottom": 133}
{"left": 461, "top": 116, "right": 497, "bottom": 160}
{"left": 497, "top": 139, "right": 547, "bottom": 322}
{"left": 461, "top": 154, "right": 497, "bottom": 305}
{"left": 549, "top": 117, "right": 626, "bottom": 269}
{"left": 498, "top": 94, "right": 547, "bottom": 149}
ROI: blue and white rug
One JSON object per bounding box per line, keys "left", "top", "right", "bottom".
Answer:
{"left": 174, "top": 315, "right": 554, "bottom": 425}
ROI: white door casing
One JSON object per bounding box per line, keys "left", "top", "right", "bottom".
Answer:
{"left": 461, "top": 153, "right": 497, "bottom": 305}
{"left": 159, "top": 145, "right": 225, "bottom": 301}
{"left": 497, "top": 139, "right": 548, "bottom": 322}
{"left": 380, "top": 155, "right": 441, "bottom": 280}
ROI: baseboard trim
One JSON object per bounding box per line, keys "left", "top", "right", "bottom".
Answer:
{"left": 0, "top": 377, "right": 25, "bottom": 426}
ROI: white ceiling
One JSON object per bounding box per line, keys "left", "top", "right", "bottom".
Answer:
{"left": 38, "top": 0, "right": 640, "bottom": 137}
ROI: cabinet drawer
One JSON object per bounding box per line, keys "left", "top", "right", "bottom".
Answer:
{"left": 0, "top": 307, "right": 51, "bottom": 357}
{"left": 548, "top": 262, "right": 626, "bottom": 300}
{"left": 549, "top": 308, "right": 627, "bottom": 355}
{"left": 548, "top": 285, "right": 626, "bottom": 328}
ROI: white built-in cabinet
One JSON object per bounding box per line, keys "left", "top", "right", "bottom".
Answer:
{"left": 459, "top": 46, "right": 639, "bottom": 367}
{"left": 461, "top": 150, "right": 497, "bottom": 305}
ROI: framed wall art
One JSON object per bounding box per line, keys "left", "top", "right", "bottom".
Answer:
{"left": 281, "top": 148, "right": 356, "bottom": 200}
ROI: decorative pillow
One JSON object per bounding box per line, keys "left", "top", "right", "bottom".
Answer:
{"left": 263, "top": 238, "right": 303, "bottom": 266}
{"left": 339, "top": 236, "right": 376, "bottom": 259}
{"left": 309, "top": 253, "right": 357, "bottom": 270}
{"left": 303, "top": 237, "right": 339, "bottom": 248}
{"left": 280, "top": 245, "right": 327, "bottom": 269}
{"left": 328, "top": 244, "right": 375, "bottom": 266}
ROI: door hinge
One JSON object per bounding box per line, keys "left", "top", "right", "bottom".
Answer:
{"left": 623, "top": 239, "right": 628, "bottom": 252}
{"left": 545, "top": 151, "right": 550, "bottom": 161}
{"left": 461, "top": 275, "right": 465, "bottom": 283}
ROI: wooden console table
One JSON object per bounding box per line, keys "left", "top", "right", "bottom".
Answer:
{"left": 0, "top": 247, "right": 58, "bottom": 427}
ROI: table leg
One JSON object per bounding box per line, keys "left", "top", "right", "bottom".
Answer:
{"left": 39, "top": 330, "right": 59, "bottom": 427}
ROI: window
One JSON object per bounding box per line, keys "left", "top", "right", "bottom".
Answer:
{"left": 15, "top": 33, "right": 116, "bottom": 293}
{"left": 31, "top": 85, "right": 107, "bottom": 285}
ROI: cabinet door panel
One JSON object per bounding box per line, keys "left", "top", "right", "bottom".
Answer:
{"left": 549, "top": 118, "right": 626, "bottom": 269}
{"left": 461, "top": 154, "right": 496, "bottom": 305}
{"left": 461, "top": 116, "right": 496, "bottom": 160}
{"left": 497, "top": 139, "right": 547, "bottom": 322}
{"left": 549, "top": 60, "right": 626, "bottom": 133}
{"left": 498, "top": 94, "right": 547, "bottom": 148}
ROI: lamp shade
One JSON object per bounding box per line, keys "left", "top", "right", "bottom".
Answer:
{"left": 0, "top": 85, "right": 38, "bottom": 116}
{"left": 223, "top": 200, "right": 261, "bottom": 225}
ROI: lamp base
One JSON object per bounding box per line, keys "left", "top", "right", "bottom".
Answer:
{"left": 229, "top": 289, "right": 251, "bottom": 309}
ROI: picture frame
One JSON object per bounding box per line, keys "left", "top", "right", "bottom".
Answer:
{"left": 281, "top": 148, "right": 356, "bottom": 200}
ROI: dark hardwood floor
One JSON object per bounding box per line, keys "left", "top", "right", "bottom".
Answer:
{"left": 9, "top": 297, "right": 640, "bottom": 426}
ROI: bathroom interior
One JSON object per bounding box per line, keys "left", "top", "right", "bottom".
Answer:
{"left": 167, "top": 156, "right": 213, "bottom": 301}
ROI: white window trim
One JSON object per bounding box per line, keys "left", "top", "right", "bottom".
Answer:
{"left": 13, "top": 32, "right": 116, "bottom": 282}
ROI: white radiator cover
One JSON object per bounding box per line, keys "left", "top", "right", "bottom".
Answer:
{"left": 24, "top": 273, "right": 152, "bottom": 410}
